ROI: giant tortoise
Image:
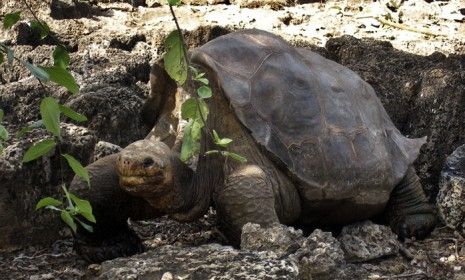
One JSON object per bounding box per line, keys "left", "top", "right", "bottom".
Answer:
{"left": 71, "top": 29, "right": 436, "bottom": 262}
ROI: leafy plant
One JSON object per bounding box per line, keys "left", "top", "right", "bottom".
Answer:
{"left": 1, "top": 8, "right": 94, "bottom": 234}
{"left": 164, "top": 3, "right": 246, "bottom": 163}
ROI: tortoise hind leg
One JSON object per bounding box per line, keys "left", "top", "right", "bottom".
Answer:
{"left": 385, "top": 167, "right": 437, "bottom": 240}
{"left": 216, "top": 165, "right": 280, "bottom": 246}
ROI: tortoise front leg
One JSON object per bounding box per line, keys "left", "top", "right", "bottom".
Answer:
{"left": 70, "top": 154, "right": 162, "bottom": 262}
{"left": 385, "top": 167, "right": 437, "bottom": 240}
{"left": 216, "top": 165, "right": 280, "bottom": 245}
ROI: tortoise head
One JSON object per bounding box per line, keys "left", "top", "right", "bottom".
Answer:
{"left": 117, "top": 139, "right": 174, "bottom": 198}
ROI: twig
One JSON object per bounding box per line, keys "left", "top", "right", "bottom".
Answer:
{"left": 398, "top": 244, "right": 415, "bottom": 260}
{"left": 377, "top": 271, "right": 427, "bottom": 279}
{"left": 375, "top": 17, "right": 444, "bottom": 37}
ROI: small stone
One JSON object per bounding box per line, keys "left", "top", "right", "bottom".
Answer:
{"left": 161, "top": 272, "right": 173, "bottom": 280}
{"left": 291, "top": 229, "right": 345, "bottom": 280}
{"left": 93, "top": 141, "right": 122, "bottom": 162}
{"left": 437, "top": 145, "right": 465, "bottom": 235}
{"left": 240, "top": 222, "right": 304, "bottom": 258}
{"left": 339, "top": 221, "right": 400, "bottom": 262}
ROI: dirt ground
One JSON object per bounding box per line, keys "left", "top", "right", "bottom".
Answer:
{"left": 1, "top": 0, "right": 465, "bottom": 279}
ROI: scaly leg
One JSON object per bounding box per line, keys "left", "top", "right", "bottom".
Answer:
{"left": 385, "top": 167, "right": 437, "bottom": 240}
{"left": 216, "top": 165, "right": 279, "bottom": 245}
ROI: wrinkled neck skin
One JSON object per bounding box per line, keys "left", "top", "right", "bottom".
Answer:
{"left": 157, "top": 154, "right": 213, "bottom": 222}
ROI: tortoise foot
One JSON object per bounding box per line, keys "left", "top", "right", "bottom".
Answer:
{"left": 397, "top": 213, "right": 437, "bottom": 241}
{"left": 74, "top": 228, "right": 144, "bottom": 263}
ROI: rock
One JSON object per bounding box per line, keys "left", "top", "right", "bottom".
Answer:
{"left": 0, "top": 124, "right": 96, "bottom": 249}
{"left": 240, "top": 222, "right": 304, "bottom": 258}
{"left": 437, "top": 145, "right": 465, "bottom": 234}
{"left": 65, "top": 70, "right": 150, "bottom": 147}
{"left": 92, "top": 141, "right": 122, "bottom": 162}
{"left": 50, "top": 0, "right": 99, "bottom": 19}
{"left": 291, "top": 229, "right": 346, "bottom": 280}
{"left": 87, "top": 244, "right": 299, "bottom": 279}
{"left": 339, "top": 221, "right": 400, "bottom": 263}
{"left": 230, "top": 0, "right": 289, "bottom": 9}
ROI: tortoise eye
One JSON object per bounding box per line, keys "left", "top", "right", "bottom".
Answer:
{"left": 143, "top": 157, "right": 155, "bottom": 168}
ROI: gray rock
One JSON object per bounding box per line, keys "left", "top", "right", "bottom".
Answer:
{"left": 291, "top": 229, "right": 346, "bottom": 280}
{"left": 339, "top": 221, "right": 400, "bottom": 263}
{"left": 241, "top": 222, "right": 304, "bottom": 258}
{"left": 50, "top": 0, "right": 98, "bottom": 19}
{"left": 229, "top": 0, "right": 289, "bottom": 9}
{"left": 87, "top": 244, "right": 299, "bottom": 279}
{"left": 437, "top": 145, "right": 465, "bottom": 235}
{"left": 0, "top": 124, "right": 96, "bottom": 249}
{"left": 93, "top": 141, "right": 122, "bottom": 162}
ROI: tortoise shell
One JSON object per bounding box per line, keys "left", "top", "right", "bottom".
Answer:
{"left": 191, "top": 29, "right": 425, "bottom": 199}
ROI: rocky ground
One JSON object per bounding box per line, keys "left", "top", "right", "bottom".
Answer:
{"left": 1, "top": 0, "right": 465, "bottom": 279}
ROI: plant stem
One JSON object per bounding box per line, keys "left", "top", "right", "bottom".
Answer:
{"left": 168, "top": 5, "right": 211, "bottom": 139}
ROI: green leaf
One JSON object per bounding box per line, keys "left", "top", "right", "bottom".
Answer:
{"left": 22, "top": 138, "right": 56, "bottom": 162}
{"left": 212, "top": 130, "right": 232, "bottom": 148}
{"left": 30, "top": 20, "right": 50, "bottom": 40}
{"left": 197, "top": 85, "right": 212, "bottom": 99}
{"left": 205, "top": 150, "right": 220, "bottom": 156}
{"left": 62, "top": 154, "right": 90, "bottom": 187}
{"left": 0, "top": 125, "right": 8, "bottom": 141}
{"left": 0, "top": 109, "right": 3, "bottom": 122}
{"left": 53, "top": 46, "right": 70, "bottom": 69}
{"left": 69, "top": 193, "right": 95, "bottom": 223}
{"left": 60, "top": 210, "right": 77, "bottom": 233}
{"left": 196, "top": 78, "right": 209, "bottom": 85}
{"left": 180, "top": 119, "right": 202, "bottom": 162}
{"left": 7, "top": 47, "right": 13, "bottom": 64}
{"left": 22, "top": 60, "right": 49, "bottom": 81}
{"left": 36, "top": 197, "right": 62, "bottom": 210}
{"left": 0, "top": 52, "right": 3, "bottom": 64}
{"left": 41, "top": 66, "right": 79, "bottom": 94}
{"left": 223, "top": 151, "right": 247, "bottom": 163}
{"left": 167, "top": 0, "right": 181, "bottom": 6}
{"left": 180, "top": 98, "right": 208, "bottom": 121}
{"left": 61, "top": 184, "right": 74, "bottom": 211}
{"left": 59, "top": 104, "right": 87, "bottom": 122}
{"left": 17, "top": 120, "right": 44, "bottom": 138}
{"left": 3, "top": 12, "right": 20, "bottom": 29}
{"left": 189, "top": 66, "right": 199, "bottom": 76}
{"left": 76, "top": 219, "right": 93, "bottom": 232}
{"left": 164, "top": 30, "right": 187, "bottom": 85}
{"left": 181, "top": 98, "right": 197, "bottom": 120}
{"left": 40, "top": 97, "right": 61, "bottom": 137}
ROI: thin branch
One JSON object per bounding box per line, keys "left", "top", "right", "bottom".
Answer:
{"left": 377, "top": 271, "right": 428, "bottom": 279}
{"left": 21, "top": 0, "right": 67, "bottom": 49}
{"left": 375, "top": 17, "right": 444, "bottom": 37}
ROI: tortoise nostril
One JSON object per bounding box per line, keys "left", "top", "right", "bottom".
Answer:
{"left": 143, "top": 157, "right": 155, "bottom": 168}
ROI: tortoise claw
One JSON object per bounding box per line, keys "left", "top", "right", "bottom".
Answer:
{"left": 397, "top": 213, "right": 437, "bottom": 241}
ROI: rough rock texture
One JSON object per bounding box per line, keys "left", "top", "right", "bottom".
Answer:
{"left": 87, "top": 244, "right": 299, "bottom": 279}
{"left": 291, "top": 229, "right": 346, "bottom": 280}
{"left": 0, "top": 36, "right": 151, "bottom": 249}
{"left": 92, "top": 141, "right": 122, "bottom": 161}
{"left": 437, "top": 145, "right": 465, "bottom": 235}
{"left": 339, "top": 221, "right": 400, "bottom": 263}
{"left": 230, "top": 0, "right": 289, "bottom": 9}
{"left": 241, "top": 222, "right": 304, "bottom": 258}
{"left": 0, "top": 124, "right": 96, "bottom": 249}
{"left": 50, "top": 0, "right": 100, "bottom": 19}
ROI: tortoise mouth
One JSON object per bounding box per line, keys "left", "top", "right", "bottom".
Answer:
{"left": 119, "top": 172, "right": 166, "bottom": 192}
